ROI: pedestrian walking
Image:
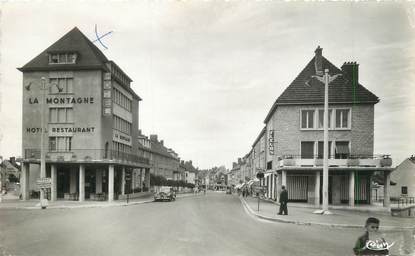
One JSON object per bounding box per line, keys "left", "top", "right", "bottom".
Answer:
{"left": 278, "top": 185, "right": 288, "bottom": 215}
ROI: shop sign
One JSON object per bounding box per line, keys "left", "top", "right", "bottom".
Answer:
{"left": 26, "top": 126, "right": 95, "bottom": 135}
{"left": 28, "top": 97, "right": 94, "bottom": 104}
{"left": 104, "top": 72, "right": 111, "bottom": 81}
{"left": 103, "top": 108, "right": 112, "bottom": 115}
{"left": 103, "top": 79, "right": 112, "bottom": 116}
{"left": 252, "top": 185, "right": 267, "bottom": 194}
{"left": 269, "top": 130, "right": 275, "bottom": 155}
{"left": 36, "top": 177, "right": 52, "bottom": 189}
{"left": 113, "top": 130, "right": 132, "bottom": 146}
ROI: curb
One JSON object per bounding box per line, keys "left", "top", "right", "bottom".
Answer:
{"left": 257, "top": 197, "right": 390, "bottom": 214}
{"left": 24, "top": 199, "right": 155, "bottom": 210}
{"left": 0, "top": 193, "right": 203, "bottom": 210}
{"left": 240, "top": 197, "right": 414, "bottom": 231}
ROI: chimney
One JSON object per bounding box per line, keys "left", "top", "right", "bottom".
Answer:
{"left": 341, "top": 62, "right": 359, "bottom": 85}
{"left": 238, "top": 158, "right": 242, "bottom": 164}
{"left": 160, "top": 140, "right": 164, "bottom": 146}
{"left": 149, "top": 134, "right": 158, "bottom": 142}
{"left": 232, "top": 162, "right": 237, "bottom": 168}
{"left": 314, "top": 46, "right": 323, "bottom": 76}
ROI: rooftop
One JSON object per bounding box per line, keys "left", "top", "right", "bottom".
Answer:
{"left": 264, "top": 47, "right": 379, "bottom": 123}
{"left": 18, "top": 27, "right": 140, "bottom": 100}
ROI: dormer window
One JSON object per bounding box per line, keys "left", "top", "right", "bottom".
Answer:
{"left": 49, "top": 53, "right": 77, "bottom": 64}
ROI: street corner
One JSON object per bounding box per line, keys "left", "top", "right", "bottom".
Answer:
{"left": 240, "top": 196, "right": 364, "bottom": 229}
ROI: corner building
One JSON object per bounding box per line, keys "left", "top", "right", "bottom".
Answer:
{"left": 19, "top": 27, "right": 150, "bottom": 202}
{"left": 262, "top": 47, "right": 393, "bottom": 207}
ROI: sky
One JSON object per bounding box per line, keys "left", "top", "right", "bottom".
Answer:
{"left": 0, "top": 1, "right": 414, "bottom": 170}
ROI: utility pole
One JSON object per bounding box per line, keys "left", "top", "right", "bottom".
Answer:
{"left": 322, "top": 70, "right": 330, "bottom": 213}
{"left": 0, "top": 156, "right": 3, "bottom": 203}
{"left": 313, "top": 69, "right": 341, "bottom": 215}
{"left": 40, "top": 77, "right": 47, "bottom": 203}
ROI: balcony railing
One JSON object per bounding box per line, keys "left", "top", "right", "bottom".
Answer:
{"left": 278, "top": 154, "right": 392, "bottom": 168}
{"left": 24, "top": 148, "right": 150, "bottom": 165}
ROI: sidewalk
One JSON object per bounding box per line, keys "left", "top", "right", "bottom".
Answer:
{"left": 241, "top": 196, "right": 415, "bottom": 231}
{"left": 0, "top": 192, "right": 199, "bottom": 210}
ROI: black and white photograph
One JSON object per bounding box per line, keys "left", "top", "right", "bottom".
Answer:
{"left": 0, "top": 1, "right": 414, "bottom": 255}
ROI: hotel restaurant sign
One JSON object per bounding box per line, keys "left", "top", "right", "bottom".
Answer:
{"left": 26, "top": 95, "right": 96, "bottom": 135}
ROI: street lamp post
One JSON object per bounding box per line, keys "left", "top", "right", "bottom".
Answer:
{"left": 322, "top": 70, "right": 330, "bottom": 213}
{"left": 25, "top": 77, "right": 58, "bottom": 207}
{"left": 312, "top": 69, "right": 342, "bottom": 215}
{"left": 40, "top": 77, "right": 47, "bottom": 202}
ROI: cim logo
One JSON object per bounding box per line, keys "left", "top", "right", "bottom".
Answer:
{"left": 365, "top": 239, "right": 395, "bottom": 251}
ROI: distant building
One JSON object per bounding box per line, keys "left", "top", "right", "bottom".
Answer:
{"left": 177, "top": 160, "right": 186, "bottom": 181}
{"left": 252, "top": 127, "right": 266, "bottom": 175}
{"left": 229, "top": 162, "right": 241, "bottom": 186}
{"left": 390, "top": 156, "right": 415, "bottom": 199}
{"left": 138, "top": 133, "right": 179, "bottom": 180}
{"left": 0, "top": 157, "right": 20, "bottom": 190}
{"left": 184, "top": 161, "right": 197, "bottom": 185}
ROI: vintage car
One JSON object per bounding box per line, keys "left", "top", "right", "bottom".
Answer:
{"left": 154, "top": 186, "right": 176, "bottom": 202}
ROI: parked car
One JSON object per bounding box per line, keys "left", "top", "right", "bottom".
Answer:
{"left": 154, "top": 186, "right": 176, "bottom": 202}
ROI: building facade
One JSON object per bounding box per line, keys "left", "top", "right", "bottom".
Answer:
{"left": 19, "top": 27, "right": 150, "bottom": 202}
{"left": 262, "top": 47, "right": 393, "bottom": 206}
{"left": 252, "top": 128, "right": 266, "bottom": 175}
{"left": 148, "top": 135, "right": 179, "bottom": 180}
{"left": 183, "top": 161, "right": 197, "bottom": 185}
{"left": 137, "top": 133, "right": 180, "bottom": 181}
{"left": 233, "top": 47, "right": 393, "bottom": 207}
{"left": 389, "top": 156, "right": 415, "bottom": 199}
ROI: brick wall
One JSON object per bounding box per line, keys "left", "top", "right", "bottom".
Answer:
{"left": 266, "top": 103, "right": 375, "bottom": 163}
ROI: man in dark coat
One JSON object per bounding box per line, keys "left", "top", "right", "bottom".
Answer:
{"left": 278, "top": 185, "right": 288, "bottom": 215}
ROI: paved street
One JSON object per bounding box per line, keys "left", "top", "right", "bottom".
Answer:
{"left": 0, "top": 192, "right": 412, "bottom": 256}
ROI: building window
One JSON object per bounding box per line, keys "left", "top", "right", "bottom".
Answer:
{"left": 335, "top": 109, "right": 350, "bottom": 129}
{"left": 401, "top": 186, "right": 408, "bottom": 195}
{"left": 67, "top": 53, "right": 77, "bottom": 63}
{"left": 334, "top": 141, "right": 350, "bottom": 159}
{"left": 49, "top": 137, "right": 72, "bottom": 152}
{"left": 301, "top": 110, "right": 315, "bottom": 129}
{"left": 112, "top": 87, "right": 132, "bottom": 112}
{"left": 317, "top": 141, "right": 332, "bottom": 159}
{"left": 318, "top": 109, "right": 332, "bottom": 129}
{"left": 49, "top": 137, "right": 56, "bottom": 151}
{"left": 301, "top": 141, "right": 314, "bottom": 159}
{"left": 113, "top": 115, "right": 131, "bottom": 135}
{"left": 267, "top": 161, "right": 273, "bottom": 170}
{"left": 50, "top": 54, "right": 59, "bottom": 64}
{"left": 49, "top": 53, "right": 77, "bottom": 64}
{"left": 49, "top": 78, "right": 74, "bottom": 94}
{"left": 49, "top": 108, "right": 73, "bottom": 123}
{"left": 112, "top": 141, "right": 132, "bottom": 154}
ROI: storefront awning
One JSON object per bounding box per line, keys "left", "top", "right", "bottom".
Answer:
{"left": 235, "top": 183, "right": 245, "bottom": 189}
{"left": 247, "top": 179, "right": 260, "bottom": 188}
